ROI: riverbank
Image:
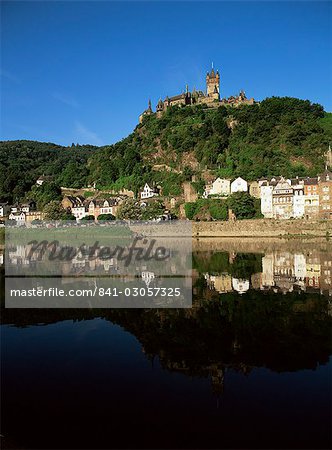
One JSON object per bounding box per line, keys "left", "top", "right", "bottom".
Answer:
{"left": 192, "top": 219, "right": 332, "bottom": 238}
{"left": 1, "top": 219, "right": 331, "bottom": 245}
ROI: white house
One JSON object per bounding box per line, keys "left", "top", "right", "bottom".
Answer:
{"left": 140, "top": 183, "right": 159, "bottom": 199}
{"left": 230, "top": 177, "right": 248, "bottom": 193}
{"left": 260, "top": 182, "right": 274, "bottom": 218}
{"left": 10, "top": 205, "right": 19, "bottom": 213}
{"left": 9, "top": 212, "right": 26, "bottom": 225}
{"left": 203, "top": 178, "right": 231, "bottom": 198}
{"left": 99, "top": 200, "right": 114, "bottom": 215}
{"left": 36, "top": 175, "right": 53, "bottom": 186}
{"left": 292, "top": 183, "right": 305, "bottom": 218}
{"left": 0, "top": 203, "right": 10, "bottom": 217}
{"left": 260, "top": 177, "right": 305, "bottom": 219}
{"left": 72, "top": 206, "right": 88, "bottom": 220}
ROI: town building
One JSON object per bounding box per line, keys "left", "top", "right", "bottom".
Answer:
{"left": 0, "top": 203, "right": 10, "bottom": 217}
{"left": 259, "top": 181, "right": 275, "bottom": 218}
{"left": 88, "top": 198, "right": 119, "bottom": 219}
{"left": 230, "top": 177, "right": 248, "bottom": 194}
{"left": 259, "top": 176, "right": 321, "bottom": 219}
{"left": 8, "top": 211, "right": 26, "bottom": 225}
{"left": 140, "top": 183, "right": 159, "bottom": 200}
{"left": 318, "top": 170, "right": 332, "bottom": 219}
{"left": 272, "top": 178, "right": 294, "bottom": 219}
{"left": 303, "top": 177, "right": 319, "bottom": 219}
{"left": 248, "top": 181, "right": 260, "bottom": 198}
{"left": 25, "top": 211, "right": 44, "bottom": 222}
{"left": 290, "top": 178, "right": 305, "bottom": 218}
{"left": 62, "top": 196, "right": 87, "bottom": 220}
{"left": 36, "top": 175, "right": 54, "bottom": 186}
{"left": 203, "top": 177, "right": 230, "bottom": 198}
{"left": 62, "top": 195, "right": 119, "bottom": 220}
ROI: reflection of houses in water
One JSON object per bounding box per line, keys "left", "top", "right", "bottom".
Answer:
{"left": 232, "top": 278, "right": 250, "bottom": 294}
{"left": 7, "top": 245, "right": 32, "bottom": 266}
{"left": 305, "top": 252, "right": 321, "bottom": 290}
{"left": 251, "top": 272, "right": 262, "bottom": 290}
{"left": 261, "top": 253, "right": 274, "bottom": 287}
{"left": 273, "top": 252, "right": 298, "bottom": 294}
{"left": 142, "top": 271, "right": 155, "bottom": 287}
{"left": 203, "top": 250, "right": 332, "bottom": 297}
{"left": 261, "top": 251, "right": 312, "bottom": 294}
{"left": 204, "top": 273, "right": 232, "bottom": 293}
{"left": 320, "top": 254, "right": 332, "bottom": 296}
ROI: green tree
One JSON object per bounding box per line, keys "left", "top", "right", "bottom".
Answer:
{"left": 81, "top": 215, "right": 95, "bottom": 221}
{"left": 98, "top": 213, "right": 116, "bottom": 221}
{"left": 227, "top": 192, "right": 255, "bottom": 219}
{"left": 141, "top": 200, "right": 165, "bottom": 220}
{"left": 44, "top": 201, "right": 71, "bottom": 220}
{"left": 31, "top": 182, "right": 62, "bottom": 210}
{"left": 209, "top": 201, "right": 228, "bottom": 220}
{"left": 184, "top": 202, "right": 197, "bottom": 220}
{"left": 117, "top": 199, "right": 142, "bottom": 220}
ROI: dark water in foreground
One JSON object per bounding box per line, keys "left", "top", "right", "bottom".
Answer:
{"left": 1, "top": 242, "right": 331, "bottom": 449}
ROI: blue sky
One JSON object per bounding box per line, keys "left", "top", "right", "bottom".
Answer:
{"left": 1, "top": 1, "right": 331, "bottom": 146}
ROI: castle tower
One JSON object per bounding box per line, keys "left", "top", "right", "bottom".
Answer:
{"left": 139, "top": 99, "right": 153, "bottom": 124}
{"left": 206, "top": 65, "right": 220, "bottom": 100}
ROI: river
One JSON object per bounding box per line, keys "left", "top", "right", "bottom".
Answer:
{"left": 1, "top": 238, "right": 331, "bottom": 449}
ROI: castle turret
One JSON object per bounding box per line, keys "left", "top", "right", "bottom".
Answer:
{"left": 156, "top": 98, "right": 164, "bottom": 118}
{"left": 206, "top": 65, "right": 220, "bottom": 100}
{"left": 139, "top": 98, "right": 153, "bottom": 124}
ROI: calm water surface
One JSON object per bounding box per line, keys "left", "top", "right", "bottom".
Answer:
{"left": 1, "top": 239, "right": 331, "bottom": 449}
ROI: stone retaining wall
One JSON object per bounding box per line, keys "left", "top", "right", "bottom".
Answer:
{"left": 192, "top": 219, "right": 332, "bottom": 237}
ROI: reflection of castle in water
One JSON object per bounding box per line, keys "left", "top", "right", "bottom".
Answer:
{"left": 203, "top": 250, "right": 332, "bottom": 296}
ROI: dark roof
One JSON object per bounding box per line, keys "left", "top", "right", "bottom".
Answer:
{"left": 65, "top": 195, "right": 85, "bottom": 207}
{"left": 87, "top": 198, "right": 118, "bottom": 207}
{"left": 304, "top": 177, "right": 318, "bottom": 185}
{"left": 168, "top": 94, "right": 184, "bottom": 102}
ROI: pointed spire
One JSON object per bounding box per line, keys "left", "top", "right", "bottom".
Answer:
{"left": 186, "top": 84, "right": 189, "bottom": 94}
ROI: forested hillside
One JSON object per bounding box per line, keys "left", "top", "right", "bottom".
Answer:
{"left": 0, "top": 141, "right": 96, "bottom": 203}
{"left": 1, "top": 97, "right": 331, "bottom": 203}
{"left": 87, "top": 97, "right": 332, "bottom": 195}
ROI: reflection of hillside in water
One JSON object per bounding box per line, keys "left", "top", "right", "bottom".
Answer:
{"left": 1, "top": 239, "right": 332, "bottom": 396}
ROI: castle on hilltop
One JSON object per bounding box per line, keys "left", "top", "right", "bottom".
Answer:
{"left": 139, "top": 65, "right": 255, "bottom": 123}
